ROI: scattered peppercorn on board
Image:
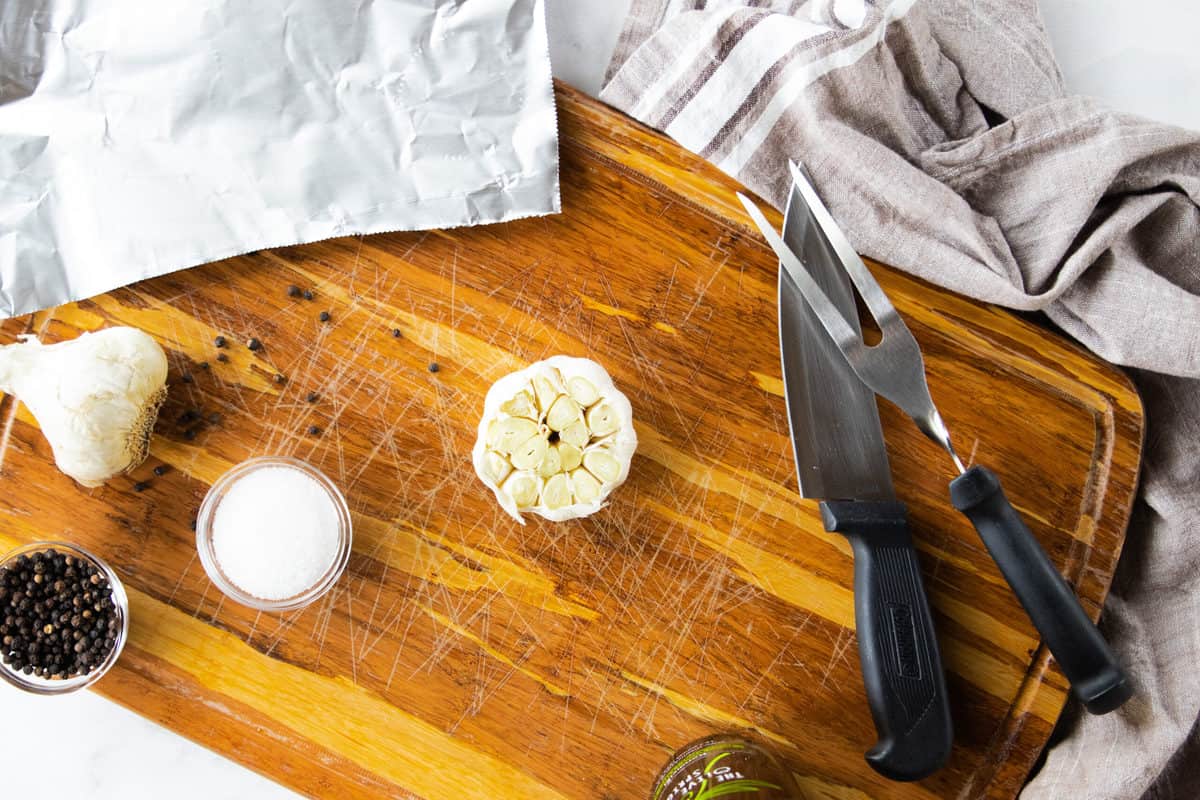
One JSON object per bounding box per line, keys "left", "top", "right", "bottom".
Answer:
{"left": 0, "top": 84, "right": 1142, "bottom": 799}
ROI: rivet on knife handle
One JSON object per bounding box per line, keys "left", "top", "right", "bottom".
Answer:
{"left": 820, "top": 500, "right": 954, "bottom": 781}
{"left": 950, "top": 465, "right": 1132, "bottom": 714}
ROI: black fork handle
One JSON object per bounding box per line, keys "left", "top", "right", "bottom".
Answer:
{"left": 950, "top": 465, "right": 1131, "bottom": 714}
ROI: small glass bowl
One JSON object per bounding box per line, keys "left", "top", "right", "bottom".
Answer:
{"left": 0, "top": 541, "right": 130, "bottom": 695}
{"left": 196, "top": 456, "right": 353, "bottom": 613}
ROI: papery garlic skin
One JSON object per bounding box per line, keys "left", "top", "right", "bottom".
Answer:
{"left": 0, "top": 327, "right": 169, "bottom": 487}
{"left": 472, "top": 356, "right": 637, "bottom": 523}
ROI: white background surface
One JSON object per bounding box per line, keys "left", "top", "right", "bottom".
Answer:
{"left": 3, "top": 1, "right": 1198, "bottom": 797}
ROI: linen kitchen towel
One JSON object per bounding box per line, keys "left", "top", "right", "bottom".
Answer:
{"left": 0, "top": 0, "right": 559, "bottom": 318}
{"left": 603, "top": 1, "right": 1200, "bottom": 797}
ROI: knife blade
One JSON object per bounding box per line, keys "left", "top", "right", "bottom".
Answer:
{"left": 776, "top": 175, "right": 953, "bottom": 781}
{"left": 779, "top": 180, "right": 892, "bottom": 503}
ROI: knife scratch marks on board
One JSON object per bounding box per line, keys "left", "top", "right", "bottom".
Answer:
{"left": 346, "top": 586, "right": 359, "bottom": 685}
{"left": 261, "top": 605, "right": 310, "bottom": 658}
{"left": 346, "top": 392, "right": 418, "bottom": 493}
{"left": 448, "top": 247, "right": 458, "bottom": 332}
{"left": 599, "top": 275, "right": 696, "bottom": 457}
{"left": 678, "top": 252, "right": 729, "bottom": 329}
{"left": 245, "top": 610, "right": 263, "bottom": 649}
{"left": 166, "top": 552, "right": 198, "bottom": 608}
{"left": 821, "top": 626, "right": 858, "bottom": 690}
{"left": 736, "top": 621, "right": 800, "bottom": 716}
{"left": 684, "top": 327, "right": 715, "bottom": 392}
{"left": 663, "top": 260, "right": 679, "bottom": 311}
{"left": 152, "top": 226, "right": 845, "bottom": 755}
{"left": 357, "top": 595, "right": 407, "bottom": 665}
{"left": 193, "top": 579, "right": 211, "bottom": 620}
{"left": 209, "top": 594, "right": 226, "bottom": 625}
{"left": 309, "top": 591, "right": 337, "bottom": 666}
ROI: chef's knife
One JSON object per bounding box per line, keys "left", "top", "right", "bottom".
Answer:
{"left": 778, "top": 179, "right": 952, "bottom": 781}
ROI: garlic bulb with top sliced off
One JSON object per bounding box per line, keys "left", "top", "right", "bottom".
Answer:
{"left": 473, "top": 356, "right": 637, "bottom": 523}
{"left": 0, "top": 327, "right": 169, "bottom": 487}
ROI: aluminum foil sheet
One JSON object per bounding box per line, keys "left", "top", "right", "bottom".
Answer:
{"left": 0, "top": 0, "right": 560, "bottom": 318}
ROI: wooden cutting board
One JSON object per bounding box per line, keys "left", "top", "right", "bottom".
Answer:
{"left": 0, "top": 84, "right": 1141, "bottom": 799}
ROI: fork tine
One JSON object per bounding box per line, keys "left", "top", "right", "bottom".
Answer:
{"left": 786, "top": 165, "right": 967, "bottom": 467}
{"left": 786, "top": 162, "right": 901, "bottom": 330}
{"left": 736, "top": 192, "right": 863, "bottom": 355}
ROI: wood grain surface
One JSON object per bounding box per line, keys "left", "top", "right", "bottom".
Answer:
{"left": 0, "top": 84, "right": 1142, "bottom": 799}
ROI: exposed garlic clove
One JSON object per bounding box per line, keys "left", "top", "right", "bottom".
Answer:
{"left": 499, "top": 390, "right": 538, "bottom": 420}
{"left": 566, "top": 376, "right": 600, "bottom": 407}
{"left": 541, "top": 474, "right": 572, "bottom": 510}
{"left": 509, "top": 434, "right": 549, "bottom": 472}
{"left": 501, "top": 471, "right": 541, "bottom": 509}
{"left": 488, "top": 417, "right": 539, "bottom": 454}
{"left": 537, "top": 443, "right": 563, "bottom": 479}
{"left": 0, "top": 327, "right": 168, "bottom": 487}
{"left": 482, "top": 451, "right": 513, "bottom": 485}
{"left": 583, "top": 449, "right": 622, "bottom": 484}
{"left": 545, "top": 395, "right": 582, "bottom": 432}
{"left": 570, "top": 468, "right": 602, "bottom": 504}
{"left": 555, "top": 442, "right": 583, "bottom": 472}
{"left": 531, "top": 375, "right": 560, "bottom": 415}
{"left": 472, "top": 355, "right": 637, "bottom": 523}
{"left": 559, "top": 420, "right": 590, "bottom": 449}
{"left": 585, "top": 402, "right": 620, "bottom": 437}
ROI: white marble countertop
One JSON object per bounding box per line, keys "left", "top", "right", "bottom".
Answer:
{"left": 3, "top": 1, "right": 1197, "bottom": 797}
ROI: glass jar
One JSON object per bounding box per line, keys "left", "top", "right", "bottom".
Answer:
{"left": 0, "top": 541, "right": 130, "bottom": 695}
{"left": 195, "top": 456, "right": 352, "bottom": 612}
{"left": 651, "top": 734, "right": 805, "bottom": 800}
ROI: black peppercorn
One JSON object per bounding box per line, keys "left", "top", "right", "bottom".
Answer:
{"left": 199, "top": 361, "right": 210, "bottom": 371}
{"left": 181, "top": 373, "right": 194, "bottom": 384}
{"left": 302, "top": 289, "right": 314, "bottom": 301}
{"left": 306, "top": 391, "right": 319, "bottom": 403}
{"left": 319, "top": 311, "right": 331, "bottom": 323}
{"left": 391, "top": 328, "right": 402, "bottom": 338}
{"left": 247, "top": 338, "right": 262, "bottom": 351}
{"left": 216, "top": 353, "right": 229, "bottom": 363}
{"left": 0, "top": 548, "right": 119, "bottom": 679}
{"left": 214, "top": 335, "right": 227, "bottom": 348}
{"left": 153, "top": 465, "right": 168, "bottom": 477}
{"left": 133, "top": 481, "right": 149, "bottom": 493}
{"left": 308, "top": 425, "right": 322, "bottom": 436}
{"left": 428, "top": 362, "right": 440, "bottom": 373}
{"left": 287, "top": 285, "right": 302, "bottom": 298}
{"left": 274, "top": 374, "right": 287, "bottom": 385}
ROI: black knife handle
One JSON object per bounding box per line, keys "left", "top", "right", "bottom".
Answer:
{"left": 949, "top": 465, "right": 1131, "bottom": 714}
{"left": 820, "top": 500, "right": 953, "bottom": 781}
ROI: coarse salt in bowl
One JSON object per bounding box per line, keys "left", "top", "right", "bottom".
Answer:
{"left": 196, "top": 456, "right": 352, "bottom": 612}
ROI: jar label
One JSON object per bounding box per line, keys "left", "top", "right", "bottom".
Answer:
{"left": 653, "top": 739, "right": 792, "bottom": 800}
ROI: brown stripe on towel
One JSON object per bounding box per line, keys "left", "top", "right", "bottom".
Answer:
{"left": 606, "top": 0, "right": 677, "bottom": 83}
{"left": 694, "top": 11, "right": 880, "bottom": 163}
{"left": 653, "top": 11, "right": 773, "bottom": 130}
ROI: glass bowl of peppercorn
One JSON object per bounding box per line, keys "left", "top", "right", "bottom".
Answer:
{"left": 0, "top": 541, "right": 129, "bottom": 694}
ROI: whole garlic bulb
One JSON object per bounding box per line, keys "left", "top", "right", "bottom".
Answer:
{"left": 0, "top": 327, "right": 169, "bottom": 487}
{"left": 472, "top": 356, "right": 637, "bottom": 523}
